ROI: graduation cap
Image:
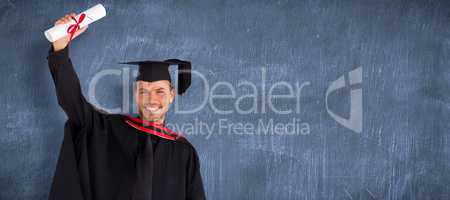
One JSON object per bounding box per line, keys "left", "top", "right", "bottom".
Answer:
{"left": 119, "top": 59, "right": 191, "bottom": 95}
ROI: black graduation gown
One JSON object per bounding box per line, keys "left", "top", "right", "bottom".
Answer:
{"left": 46, "top": 45, "right": 206, "bottom": 200}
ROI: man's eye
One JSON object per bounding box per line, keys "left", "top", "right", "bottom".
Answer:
{"left": 156, "top": 91, "right": 165, "bottom": 95}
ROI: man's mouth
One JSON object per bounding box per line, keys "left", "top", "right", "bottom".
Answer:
{"left": 144, "top": 105, "right": 162, "bottom": 114}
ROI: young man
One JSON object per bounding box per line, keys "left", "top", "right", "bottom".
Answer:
{"left": 47, "top": 13, "right": 206, "bottom": 200}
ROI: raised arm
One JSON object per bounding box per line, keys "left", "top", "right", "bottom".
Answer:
{"left": 47, "top": 13, "right": 93, "bottom": 129}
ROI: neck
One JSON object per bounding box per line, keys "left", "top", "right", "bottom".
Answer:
{"left": 140, "top": 114, "right": 165, "bottom": 126}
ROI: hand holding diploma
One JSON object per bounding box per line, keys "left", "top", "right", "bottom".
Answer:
{"left": 52, "top": 13, "right": 88, "bottom": 52}
{"left": 45, "top": 4, "right": 106, "bottom": 51}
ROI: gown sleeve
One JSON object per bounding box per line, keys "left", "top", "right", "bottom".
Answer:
{"left": 47, "top": 45, "right": 96, "bottom": 130}
{"left": 47, "top": 45, "right": 104, "bottom": 200}
{"left": 186, "top": 147, "right": 207, "bottom": 200}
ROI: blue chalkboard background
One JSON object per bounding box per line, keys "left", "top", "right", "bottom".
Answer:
{"left": 1, "top": 0, "right": 450, "bottom": 199}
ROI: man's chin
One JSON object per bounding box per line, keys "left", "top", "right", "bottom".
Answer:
{"left": 142, "top": 114, "right": 163, "bottom": 122}
{"left": 138, "top": 109, "right": 165, "bottom": 121}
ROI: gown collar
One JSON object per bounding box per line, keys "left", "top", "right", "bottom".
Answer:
{"left": 123, "top": 114, "right": 181, "bottom": 141}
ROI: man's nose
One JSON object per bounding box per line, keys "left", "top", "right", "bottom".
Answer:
{"left": 145, "top": 91, "right": 161, "bottom": 102}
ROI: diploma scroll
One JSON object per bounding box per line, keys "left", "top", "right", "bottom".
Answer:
{"left": 44, "top": 4, "right": 106, "bottom": 42}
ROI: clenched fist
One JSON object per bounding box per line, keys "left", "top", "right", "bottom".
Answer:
{"left": 52, "top": 13, "right": 88, "bottom": 52}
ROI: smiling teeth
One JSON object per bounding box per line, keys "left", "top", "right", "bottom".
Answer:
{"left": 145, "top": 106, "right": 160, "bottom": 112}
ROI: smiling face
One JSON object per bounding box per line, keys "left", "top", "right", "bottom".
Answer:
{"left": 135, "top": 80, "right": 175, "bottom": 125}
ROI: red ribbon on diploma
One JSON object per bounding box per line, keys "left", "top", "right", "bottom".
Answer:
{"left": 66, "top": 13, "right": 86, "bottom": 44}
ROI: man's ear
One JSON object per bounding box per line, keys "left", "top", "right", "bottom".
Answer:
{"left": 133, "top": 83, "right": 138, "bottom": 98}
{"left": 169, "top": 86, "right": 176, "bottom": 103}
